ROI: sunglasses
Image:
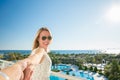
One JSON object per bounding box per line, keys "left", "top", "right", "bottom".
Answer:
{"left": 42, "top": 36, "right": 52, "bottom": 41}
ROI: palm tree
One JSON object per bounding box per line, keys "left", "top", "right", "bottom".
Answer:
{"left": 104, "top": 59, "right": 120, "bottom": 80}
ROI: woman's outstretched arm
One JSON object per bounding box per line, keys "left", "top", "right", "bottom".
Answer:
{"left": 0, "top": 48, "right": 45, "bottom": 80}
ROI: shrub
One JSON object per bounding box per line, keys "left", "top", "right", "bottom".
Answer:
{"left": 51, "top": 69, "right": 60, "bottom": 72}
{"left": 72, "top": 73, "right": 75, "bottom": 76}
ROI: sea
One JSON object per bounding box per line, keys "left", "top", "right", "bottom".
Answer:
{"left": 0, "top": 50, "right": 101, "bottom": 55}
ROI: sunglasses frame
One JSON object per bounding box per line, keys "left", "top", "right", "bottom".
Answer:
{"left": 41, "top": 36, "right": 52, "bottom": 41}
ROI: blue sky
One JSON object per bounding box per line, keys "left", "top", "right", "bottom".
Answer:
{"left": 0, "top": 0, "right": 120, "bottom": 50}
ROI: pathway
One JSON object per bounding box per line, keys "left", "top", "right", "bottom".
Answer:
{"left": 51, "top": 71, "right": 86, "bottom": 80}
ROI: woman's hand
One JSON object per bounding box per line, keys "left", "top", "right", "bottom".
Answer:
{"left": 17, "top": 60, "right": 28, "bottom": 71}
{"left": 23, "top": 64, "right": 34, "bottom": 80}
{"left": 22, "top": 47, "right": 45, "bottom": 80}
{"left": 16, "top": 60, "right": 28, "bottom": 80}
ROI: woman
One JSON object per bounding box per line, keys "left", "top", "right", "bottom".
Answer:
{"left": 26, "top": 27, "right": 52, "bottom": 80}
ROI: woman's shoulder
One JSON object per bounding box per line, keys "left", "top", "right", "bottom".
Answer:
{"left": 30, "top": 47, "right": 47, "bottom": 57}
{"left": 33, "top": 47, "right": 45, "bottom": 54}
{"left": 32, "top": 48, "right": 37, "bottom": 52}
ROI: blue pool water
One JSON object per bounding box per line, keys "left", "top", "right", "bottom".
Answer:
{"left": 50, "top": 75, "right": 65, "bottom": 80}
{"left": 62, "top": 71, "right": 94, "bottom": 80}
{"left": 52, "top": 64, "right": 71, "bottom": 71}
{"left": 52, "top": 64, "right": 94, "bottom": 80}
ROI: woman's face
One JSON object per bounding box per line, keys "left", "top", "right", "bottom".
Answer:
{"left": 38, "top": 30, "right": 52, "bottom": 50}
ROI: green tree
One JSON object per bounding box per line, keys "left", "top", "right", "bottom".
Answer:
{"left": 104, "top": 59, "right": 120, "bottom": 80}
{"left": 93, "top": 66, "right": 97, "bottom": 73}
{"left": 84, "top": 66, "right": 87, "bottom": 71}
{"left": 89, "top": 66, "right": 93, "bottom": 72}
{"left": 66, "top": 71, "right": 69, "bottom": 75}
{"left": 78, "top": 64, "right": 83, "bottom": 70}
{"left": 0, "top": 54, "right": 3, "bottom": 59}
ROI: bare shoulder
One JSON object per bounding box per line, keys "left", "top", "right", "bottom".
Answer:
{"left": 34, "top": 47, "right": 45, "bottom": 54}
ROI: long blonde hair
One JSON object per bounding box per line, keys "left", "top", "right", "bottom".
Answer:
{"left": 32, "top": 27, "right": 51, "bottom": 50}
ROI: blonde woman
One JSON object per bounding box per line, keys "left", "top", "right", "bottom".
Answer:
{"left": 24, "top": 27, "right": 52, "bottom": 80}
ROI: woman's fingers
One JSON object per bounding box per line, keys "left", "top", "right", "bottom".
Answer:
{"left": 27, "top": 70, "right": 33, "bottom": 80}
{"left": 23, "top": 64, "right": 34, "bottom": 80}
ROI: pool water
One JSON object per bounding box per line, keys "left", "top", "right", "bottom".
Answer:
{"left": 62, "top": 71, "right": 94, "bottom": 80}
{"left": 52, "top": 64, "right": 94, "bottom": 80}
{"left": 50, "top": 75, "right": 65, "bottom": 80}
{"left": 51, "top": 64, "right": 71, "bottom": 71}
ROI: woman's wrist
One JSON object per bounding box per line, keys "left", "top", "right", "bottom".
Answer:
{"left": 16, "top": 60, "right": 28, "bottom": 71}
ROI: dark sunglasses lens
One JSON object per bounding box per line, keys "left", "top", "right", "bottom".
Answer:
{"left": 48, "top": 36, "right": 52, "bottom": 40}
{"left": 42, "top": 36, "right": 47, "bottom": 40}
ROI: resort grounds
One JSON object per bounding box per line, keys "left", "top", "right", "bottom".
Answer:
{"left": 0, "top": 50, "right": 120, "bottom": 80}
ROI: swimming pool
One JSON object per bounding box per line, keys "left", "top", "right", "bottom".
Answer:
{"left": 52, "top": 64, "right": 94, "bottom": 80}
{"left": 50, "top": 75, "right": 65, "bottom": 80}
{"left": 52, "top": 64, "right": 71, "bottom": 71}
{"left": 61, "top": 71, "right": 94, "bottom": 80}
{"left": 79, "top": 72, "right": 94, "bottom": 80}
